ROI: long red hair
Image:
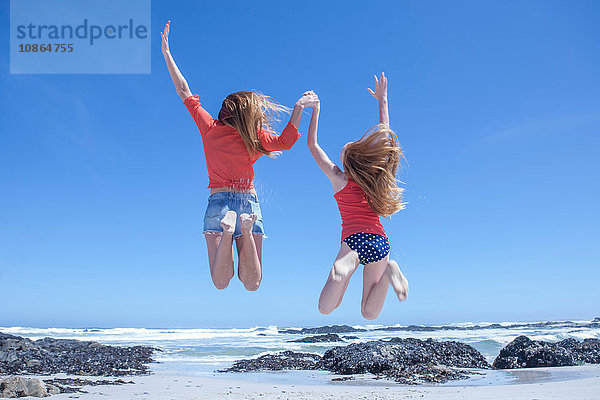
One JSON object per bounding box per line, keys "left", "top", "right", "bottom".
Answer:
{"left": 218, "top": 91, "right": 287, "bottom": 158}
{"left": 342, "top": 125, "right": 405, "bottom": 216}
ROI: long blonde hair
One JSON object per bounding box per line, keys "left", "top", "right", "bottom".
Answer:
{"left": 218, "top": 91, "right": 288, "bottom": 157}
{"left": 342, "top": 125, "right": 405, "bottom": 217}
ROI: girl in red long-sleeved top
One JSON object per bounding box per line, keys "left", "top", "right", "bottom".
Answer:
{"left": 161, "top": 21, "right": 318, "bottom": 291}
{"left": 305, "top": 73, "right": 409, "bottom": 320}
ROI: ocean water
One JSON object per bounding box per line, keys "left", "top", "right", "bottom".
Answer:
{"left": 2, "top": 319, "right": 599, "bottom": 382}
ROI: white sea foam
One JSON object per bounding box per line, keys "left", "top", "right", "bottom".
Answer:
{"left": 0, "top": 326, "right": 281, "bottom": 343}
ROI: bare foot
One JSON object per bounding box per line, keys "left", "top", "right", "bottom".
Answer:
{"left": 239, "top": 213, "right": 257, "bottom": 235}
{"left": 220, "top": 211, "right": 237, "bottom": 235}
{"left": 387, "top": 260, "right": 409, "bottom": 301}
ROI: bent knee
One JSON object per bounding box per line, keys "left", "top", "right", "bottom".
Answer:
{"left": 212, "top": 274, "right": 234, "bottom": 290}
{"left": 213, "top": 280, "right": 231, "bottom": 290}
{"left": 361, "top": 307, "right": 380, "bottom": 321}
{"left": 243, "top": 281, "right": 261, "bottom": 292}
{"left": 318, "top": 303, "right": 334, "bottom": 315}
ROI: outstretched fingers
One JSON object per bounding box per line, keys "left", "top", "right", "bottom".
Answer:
{"left": 368, "top": 74, "right": 379, "bottom": 98}
{"left": 380, "top": 72, "right": 387, "bottom": 91}
{"left": 161, "top": 21, "right": 170, "bottom": 42}
{"left": 367, "top": 72, "right": 388, "bottom": 99}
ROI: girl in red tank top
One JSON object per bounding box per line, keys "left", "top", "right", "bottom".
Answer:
{"left": 305, "top": 73, "right": 410, "bottom": 320}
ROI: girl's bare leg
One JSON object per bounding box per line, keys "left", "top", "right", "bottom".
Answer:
{"left": 361, "top": 257, "right": 409, "bottom": 320}
{"left": 205, "top": 211, "right": 236, "bottom": 290}
{"left": 318, "top": 242, "right": 360, "bottom": 315}
{"left": 235, "top": 213, "right": 262, "bottom": 291}
{"left": 360, "top": 255, "right": 391, "bottom": 320}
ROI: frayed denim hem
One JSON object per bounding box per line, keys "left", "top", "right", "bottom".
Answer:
{"left": 203, "top": 230, "right": 267, "bottom": 239}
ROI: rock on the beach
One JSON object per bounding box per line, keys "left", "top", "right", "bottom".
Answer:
{"left": 40, "top": 378, "right": 133, "bottom": 395}
{"left": 224, "top": 337, "right": 490, "bottom": 384}
{"left": 222, "top": 351, "right": 323, "bottom": 372}
{"left": 288, "top": 334, "right": 344, "bottom": 343}
{"left": 322, "top": 338, "right": 490, "bottom": 376}
{"left": 45, "top": 384, "right": 60, "bottom": 395}
{"left": 0, "top": 376, "right": 49, "bottom": 398}
{"left": 493, "top": 336, "right": 577, "bottom": 369}
{"left": 0, "top": 332, "right": 156, "bottom": 377}
{"left": 557, "top": 338, "right": 600, "bottom": 364}
{"left": 384, "top": 364, "right": 468, "bottom": 384}
{"left": 493, "top": 336, "right": 600, "bottom": 369}
{"left": 279, "top": 325, "right": 366, "bottom": 335}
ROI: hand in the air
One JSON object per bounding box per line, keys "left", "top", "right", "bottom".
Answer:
{"left": 161, "top": 21, "right": 171, "bottom": 54}
{"left": 367, "top": 72, "right": 388, "bottom": 101}
{"left": 296, "top": 90, "right": 320, "bottom": 109}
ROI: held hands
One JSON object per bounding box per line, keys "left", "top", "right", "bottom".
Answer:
{"left": 290, "top": 91, "right": 319, "bottom": 128}
{"left": 161, "top": 21, "right": 171, "bottom": 54}
{"left": 368, "top": 72, "right": 388, "bottom": 102}
{"left": 296, "top": 90, "right": 320, "bottom": 110}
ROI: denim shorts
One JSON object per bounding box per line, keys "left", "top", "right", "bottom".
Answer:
{"left": 203, "top": 192, "right": 265, "bottom": 239}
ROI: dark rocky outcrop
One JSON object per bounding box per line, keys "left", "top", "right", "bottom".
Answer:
{"left": 557, "top": 338, "right": 600, "bottom": 363}
{"left": 375, "top": 325, "right": 440, "bottom": 332}
{"left": 321, "top": 338, "right": 490, "bottom": 375}
{"left": 222, "top": 351, "right": 323, "bottom": 372}
{"left": 372, "top": 319, "right": 600, "bottom": 333}
{"left": 0, "top": 332, "right": 157, "bottom": 377}
{"left": 42, "top": 378, "right": 134, "bottom": 395}
{"left": 279, "top": 319, "right": 600, "bottom": 336}
{"left": 384, "top": 364, "right": 469, "bottom": 384}
{"left": 288, "top": 334, "right": 344, "bottom": 343}
{"left": 493, "top": 336, "right": 574, "bottom": 368}
{"left": 223, "top": 338, "right": 490, "bottom": 384}
{"left": 280, "top": 325, "right": 365, "bottom": 335}
{"left": 493, "top": 336, "right": 600, "bottom": 369}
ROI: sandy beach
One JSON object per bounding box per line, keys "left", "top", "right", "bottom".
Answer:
{"left": 10, "top": 364, "right": 600, "bottom": 400}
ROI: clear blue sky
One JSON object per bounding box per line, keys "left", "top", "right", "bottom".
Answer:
{"left": 1, "top": 0, "right": 599, "bottom": 328}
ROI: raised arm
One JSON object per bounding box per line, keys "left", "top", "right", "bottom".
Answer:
{"left": 260, "top": 91, "right": 318, "bottom": 152}
{"left": 289, "top": 98, "right": 305, "bottom": 128}
{"left": 305, "top": 92, "right": 346, "bottom": 188}
{"left": 161, "top": 21, "right": 192, "bottom": 101}
{"left": 367, "top": 72, "right": 389, "bottom": 126}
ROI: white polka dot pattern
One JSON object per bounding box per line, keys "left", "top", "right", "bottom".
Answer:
{"left": 343, "top": 232, "right": 390, "bottom": 265}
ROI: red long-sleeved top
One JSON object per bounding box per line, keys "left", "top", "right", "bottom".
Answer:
{"left": 184, "top": 94, "right": 300, "bottom": 190}
{"left": 334, "top": 178, "right": 387, "bottom": 242}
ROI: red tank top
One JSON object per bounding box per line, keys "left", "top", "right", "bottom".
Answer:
{"left": 333, "top": 178, "right": 387, "bottom": 242}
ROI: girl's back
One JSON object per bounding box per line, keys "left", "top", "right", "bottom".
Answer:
{"left": 184, "top": 94, "right": 300, "bottom": 190}
{"left": 334, "top": 178, "right": 386, "bottom": 241}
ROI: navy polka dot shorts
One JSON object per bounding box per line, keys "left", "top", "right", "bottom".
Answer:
{"left": 343, "top": 233, "right": 390, "bottom": 265}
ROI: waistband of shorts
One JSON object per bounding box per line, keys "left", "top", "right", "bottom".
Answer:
{"left": 208, "top": 192, "right": 259, "bottom": 201}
